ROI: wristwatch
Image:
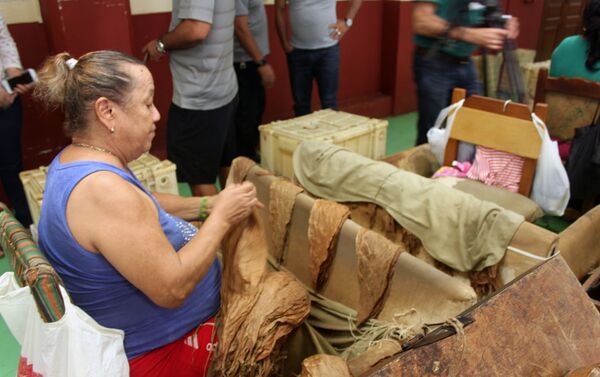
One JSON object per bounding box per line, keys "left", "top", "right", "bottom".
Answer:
{"left": 345, "top": 18, "right": 353, "bottom": 28}
{"left": 156, "top": 39, "right": 167, "bottom": 55}
{"left": 255, "top": 58, "right": 267, "bottom": 67}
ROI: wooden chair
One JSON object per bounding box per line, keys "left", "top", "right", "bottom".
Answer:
{"left": 534, "top": 67, "right": 600, "bottom": 141}
{"left": 0, "top": 207, "right": 65, "bottom": 322}
{"left": 444, "top": 88, "right": 548, "bottom": 197}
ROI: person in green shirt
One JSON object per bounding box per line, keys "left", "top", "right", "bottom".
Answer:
{"left": 550, "top": 0, "right": 600, "bottom": 81}
{"left": 412, "top": 0, "right": 519, "bottom": 145}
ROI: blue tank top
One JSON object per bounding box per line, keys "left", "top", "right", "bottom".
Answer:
{"left": 38, "top": 154, "right": 221, "bottom": 360}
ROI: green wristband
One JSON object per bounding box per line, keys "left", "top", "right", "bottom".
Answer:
{"left": 199, "top": 197, "right": 209, "bottom": 221}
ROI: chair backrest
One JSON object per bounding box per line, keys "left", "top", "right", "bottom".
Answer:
{"left": 534, "top": 67, "right": 600, "bottom": 140}
{"left": 444, "top": 88, "right": 547, "bottom": 197}
{"left": 0, "top": 208, "right": 65, "bottom": 322}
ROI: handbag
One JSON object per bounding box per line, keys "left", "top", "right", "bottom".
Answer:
{"left": 566, "top": 117, "right": 600, "bottom": 199}
{"left": 427, "top": 99, "right": 466, "bottom": 165}
{"left": 0, "top": 272, "right": 129, "bottom": 377}
{"left": 530, "top": 114, "right": 571, "bottom": 216}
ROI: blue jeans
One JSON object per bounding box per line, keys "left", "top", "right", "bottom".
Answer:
{"left": 413, "top": 52, "right": 482, "bottom": 145}
{"left": 287, "top": 44, "right": 339, "bottom": 116}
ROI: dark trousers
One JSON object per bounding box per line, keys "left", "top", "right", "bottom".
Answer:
{"left": 0, "top": 97, "right": 32, "bottom": 226}
{"left": 234, "top": 62, "right": 265, "bottom": 161}
{"left": 287, "top": 44, "right": 339, "bottom": 116}
{"left": 413, "top": 52, "right": 482, "bottom": 145}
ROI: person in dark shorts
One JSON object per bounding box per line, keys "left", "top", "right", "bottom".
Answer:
{"left": 143, "top": 0, "right": 238, "bottom": 196}
{"left": 233, "top": 0, "right": 275, "bottom": 161}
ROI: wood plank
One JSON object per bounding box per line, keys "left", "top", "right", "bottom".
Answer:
{"left": 518, "top": 158, "right": 537, "bottom": 197}
{"left": 449, "top": 107, "right": 542, "bottom": 159}
{"left": 463, "top": 95, "right": 533, "bottom": 121}
{"left": 364, "top": 257, "right": 600, "bottom": 377}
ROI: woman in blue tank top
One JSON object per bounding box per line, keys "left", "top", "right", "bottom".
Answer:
{"left": 33, "top": 50, "right": 261, "bottom": 377}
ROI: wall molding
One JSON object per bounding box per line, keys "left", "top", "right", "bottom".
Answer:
{"left": 1, "top": 0, "right": 42, "bottom": 24}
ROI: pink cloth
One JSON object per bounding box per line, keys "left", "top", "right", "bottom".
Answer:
{"left": 433, "top": 161, "right": 472, "bottom": 178}
{"left": 466, "top": 146, "right": 524, "bottom": 193}
{"left": 551, "top": 137, "right": 571, "bottom": 161}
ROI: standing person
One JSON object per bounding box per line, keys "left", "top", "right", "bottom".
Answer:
{"left": 0, "top": 14, "right": 33, "bottom": 226}
{"left": 275, "top": 0, "right": 363, "bottom": 116}
{"left": 143, "top": 0, "right": 238, "bottom": 196}
{"left": 550, "top": 0, "right": 600, "bottom": 81}
{"left": 412, "top": 1, "right": 519, "bottom": 145}
{"left": 233, "top": 0, "right": 275, "bottom": 161}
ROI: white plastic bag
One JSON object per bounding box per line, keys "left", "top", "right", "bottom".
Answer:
{"left": 530, "top": 114, "right": 570, "bottom": 216}
{"left": 0, "top": 272, "right": 129, "bottom": 377}
{"left": 427, "top": 99, "right": 466, "bottom": 165}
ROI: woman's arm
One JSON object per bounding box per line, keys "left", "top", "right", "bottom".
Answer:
{"left": 66, "top": 172, "right": 259, "bottom": 308}
{"left": 153, "top": 192, "right": 215, "bottom": 221}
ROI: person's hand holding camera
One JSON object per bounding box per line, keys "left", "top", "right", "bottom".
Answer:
{"left": 458, "top": 27, "right": 509, "bottom": 51}
{"left": 505, "top": 17, "right": 519, "bottom": 40}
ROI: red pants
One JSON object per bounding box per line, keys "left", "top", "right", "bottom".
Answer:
{"left": 129, "top": 318, "right": 217, "bottom": 377}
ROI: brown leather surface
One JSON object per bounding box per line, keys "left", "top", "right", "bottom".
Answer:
{"left": 364, "top": 257, "right": 600, "bottom": 377}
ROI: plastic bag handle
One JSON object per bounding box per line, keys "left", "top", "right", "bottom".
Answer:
{"left": 432, "top": 99, "right": 465, "bottom": 130}
{"left": 531, "top": 112, "right": 548, "bottom": 141}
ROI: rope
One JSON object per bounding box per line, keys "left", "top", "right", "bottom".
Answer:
{"left": 339, "top": 309, "right": 424, "bottom": 361}
{"left": 446, "top": 317, "right": 466, "bottom": 377}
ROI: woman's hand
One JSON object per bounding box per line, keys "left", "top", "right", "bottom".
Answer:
{"left": 210, "top": 182, "right": 262, "bottom": 226}
{"left": 0, "top": 87, "right": 16, "bottom": 109}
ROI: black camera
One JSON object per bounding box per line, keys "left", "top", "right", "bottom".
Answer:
{"left": 480, "top": 0, "right": 508, "bottom": 28}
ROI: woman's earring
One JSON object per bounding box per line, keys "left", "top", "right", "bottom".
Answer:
{"left": 111, "top": 127, "right": 116, "bottom": 134}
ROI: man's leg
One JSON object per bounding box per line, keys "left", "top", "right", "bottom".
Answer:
{"left": 413, "top": 53, "right": 456, "bottom": 145}
{"left": 458, "top": 60, "right": 483, "bottom": 96}
{"left": 287, "top": 48, "right": 314, "bottom": 116}
{"left": 314, "top": 44, "right": 339, "bottom": 110}
{"left": 0, "top": 98, "right": 32, "bottom": 226}
{"left": 233, "top": 63, "right": 264, "bottom": 161}
{"left": 219, "top": 95, "right": 239, "bottom": 189}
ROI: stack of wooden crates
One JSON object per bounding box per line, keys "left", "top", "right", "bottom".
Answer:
{"left": 19, "top": 153, "right": 178, "bottom": 224}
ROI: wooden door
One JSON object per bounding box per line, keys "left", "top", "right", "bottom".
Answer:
{"left": 535, "top": 0, "right": 587, "bottom": 61}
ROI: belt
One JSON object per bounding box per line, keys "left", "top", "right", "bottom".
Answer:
{"left": 234, "top": 61, "right": 259, "bottom": 70}
{"left": 415, "top": 46, "right": 471, "bottom": 65}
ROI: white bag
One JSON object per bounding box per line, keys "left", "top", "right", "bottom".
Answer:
{"left": 530, "top": 114, "right": 570, "bottom": 216}
{"left": 0, "top": 272, "right": 129, "bottom": 377}
{"left": 427, "top": 99, "right": 466, "bottom": 165}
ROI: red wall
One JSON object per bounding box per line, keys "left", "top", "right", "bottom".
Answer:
{"left": 1, "top": 0, "right": 544, "bottom": 205}
{"left": 506, "top": 0, "right": 544, "bottom": 50}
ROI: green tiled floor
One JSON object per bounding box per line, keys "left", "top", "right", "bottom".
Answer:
{"left": 0, "top": 255, "right": 19, "bottom": 377}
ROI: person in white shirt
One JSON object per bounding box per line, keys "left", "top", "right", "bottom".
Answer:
{"left": 275, "top": 0, "right": 363, "bottom": 116}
